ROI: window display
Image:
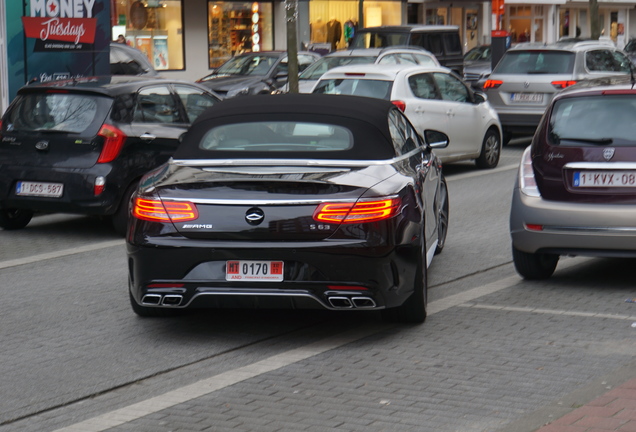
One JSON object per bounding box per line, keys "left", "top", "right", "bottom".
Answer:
{"left": 208, "top": 2, "right": 273, "bottom": 68}
{"left": 111, "top": 0, "right": 184, "bottom": 70}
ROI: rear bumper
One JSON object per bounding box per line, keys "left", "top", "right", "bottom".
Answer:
{"left": 497, "top": 113, "right": 544, "bottom": 135}
{"left": 510, "top": 187, "right": 636, "bottom": 257}
{"left": 127, "top": 238, "right": 421, "bottom": 311}
{"left": 0, "top": 164, "right": 123, "bottom": 216}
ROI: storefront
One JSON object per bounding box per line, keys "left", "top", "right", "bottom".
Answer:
{"left": 207, "top": 1, "right": 274, "bottom": 67}
{"left": 111, "top": 0, "right": 185, "bottom": 70}
{"left": 418, "top": 2, "right": 490, "bottom": 51}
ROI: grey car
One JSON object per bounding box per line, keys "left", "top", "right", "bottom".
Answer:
{"left": 196, "top": 51, "right": 320, "bottom": 99}
{"left": 292, "top": 47, "right": 440, "bottom": 93}
{"left": 463, "top": 45, "right": 491, "bottom": 89}
{"left": 483, "top": 40, "right": 633, "bottom": 144}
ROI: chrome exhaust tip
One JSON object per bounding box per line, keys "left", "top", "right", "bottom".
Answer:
{"left": 141, "top": 294, "right": 162, "bottom": 305}
{"left": 328, "top": 296, "right": 353, "bottom": 308}
{"left": 162, "top": 295, "right": 183, "bottom": 306}
{"left": 351, "top": 297, "right": 377, "bottom": 308}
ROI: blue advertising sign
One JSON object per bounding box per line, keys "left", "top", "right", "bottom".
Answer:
{"left": 6, "top": 0, "right": 111, "bottom": 103}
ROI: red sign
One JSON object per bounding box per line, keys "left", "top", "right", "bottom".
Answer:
{"left": 22, "top": 17, "right": 97, "bottom": 45}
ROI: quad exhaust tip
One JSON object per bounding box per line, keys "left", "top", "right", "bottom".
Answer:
{"left": 328, "top": 296, "right": 376, "bottom": 309}
{"left": 141, "top": 294, "right": 183, "bottom": 307}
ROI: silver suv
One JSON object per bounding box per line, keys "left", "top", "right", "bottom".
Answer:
{"left": 483, "top": 40, "right": 633, "bottom": 144}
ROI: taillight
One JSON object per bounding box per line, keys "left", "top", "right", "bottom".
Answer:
{"left": 97, "top": 124, "right": 126, "bottom": 163}
{"left": 551, "top": 80, "right": 577, "bottom": 89}
{"left": 313, "top": 198, "right": 401, "bottom": 224}
{"left": 392, "top": 100, "right": 406, "bottom": 112}
{"left": 519, "top": 146, "right": 540, "bottom": 197}
{"left": 483, "top": 79, "right": 503, "bottom": 90}
{"left": 132, "top": 197, "right": 198, "bottom": 222}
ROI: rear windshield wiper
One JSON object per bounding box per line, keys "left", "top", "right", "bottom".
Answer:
{"left": 556, "top": 136, "right": 614, "bottom": 145}
{"left": 526, "top": 70, "right": 552, "bottom": 74}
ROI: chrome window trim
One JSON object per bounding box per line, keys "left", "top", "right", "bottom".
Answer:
{"left": 162, "top": 194, "right": 400, "bottom": 206}
{"left": 565, "top": 162, "right": 636, "bottom": 170}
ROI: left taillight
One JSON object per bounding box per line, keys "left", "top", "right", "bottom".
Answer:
{"left": 313, "top": 198, "right": 401, "bottom": 224}
{"left": 519, "top": 146, "right": 540, "bottom": 197}
{"left": 97, "top": 124, "right": 127, "bottom": 163}
{"left": 132, "top": 197, "right": 199, "bottom": 223}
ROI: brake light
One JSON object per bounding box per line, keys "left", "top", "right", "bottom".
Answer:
{"left": 132, "top": 198, "right": 199, "bottom": 222}
{"left": 551, "top": 80, "right": 577, "bottom": 89}
{"left": 344, "top": 73, "right": 366, "bottom": 76}
{"left": 97, "top": 124, "right": 127, "bottom": 163}
{"left": 483, "top": 79, "right": 503, "bottom": 90}
{"left": 313, "top": 198, "right": 401, "bottom": 224}
{"left": 519, "top": 146, "right": 540, "bottom": 197}
{"left": 392, "top": 100, "right": 406, "bottom": 112}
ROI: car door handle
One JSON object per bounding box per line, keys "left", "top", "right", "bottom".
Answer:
{"left": 415, "top": 106, "right": 425, "bottom": 114}
{"left": 446, "top": 110, "right": 455, "bottom": 117}
{"left": 140, "top": 133, "right": 156, "bottom": 142}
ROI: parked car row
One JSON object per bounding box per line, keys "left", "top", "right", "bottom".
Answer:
{"left": 3, "top": 30, "right": 635, "bottom": 322}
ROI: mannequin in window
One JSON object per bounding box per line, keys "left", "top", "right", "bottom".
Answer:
{"left": 311, "top": 18, "right": 327, "bottom": 43}
{"left": 326, "top": 17, "right": 342, "bottom": 51}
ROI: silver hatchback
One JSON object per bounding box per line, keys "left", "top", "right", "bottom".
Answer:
{"left": 484, "top": 40, "right": 633, "bottom": 144}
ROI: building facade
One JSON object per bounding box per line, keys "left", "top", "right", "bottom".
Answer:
{"left": 2, "top": 0, "right": 636, "bottom": 114}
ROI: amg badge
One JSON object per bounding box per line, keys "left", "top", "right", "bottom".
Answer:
{"left": 182, "top": 224, "right": 213, "bottom": 229}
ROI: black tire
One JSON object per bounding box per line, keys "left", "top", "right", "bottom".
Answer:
{"left": 383, "top": 236, "right": 428, "bottom": 324}
{"left": 475, "top": 129, "right": 501, "bottom": 169}
{"left": 435, "top": 176, "right": 449, "bottom": 255}
{"left": 112, "top": 181, "right": 139, "bottom": 237}
{"left": 0, "top": 208, "right": 34, "bottom": 230}
{"left": 129, "top": 290, "right": 181, "bottom": 317}
{"left": 512, "top": 246, "right": 559, "bottom": 280}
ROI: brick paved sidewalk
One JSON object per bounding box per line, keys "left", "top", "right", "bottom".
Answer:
{"left": 536, "top": 378, "right": 636, "bottom": 432}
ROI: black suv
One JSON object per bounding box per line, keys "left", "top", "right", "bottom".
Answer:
{"left": 0, "top": 76, "right": 220, "bottom": 235}
{"left": 349, "top": 25, "right": 464, "bottom": 77}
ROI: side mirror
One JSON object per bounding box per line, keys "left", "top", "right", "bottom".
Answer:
{"left": 474, "top": 91, "right": 488, "bottom": 104}
{"left": 423, "top": 130, "right": 449, "bottom": 149}
{"left": 275, "top": 71, "right": 288, "bottom": 81}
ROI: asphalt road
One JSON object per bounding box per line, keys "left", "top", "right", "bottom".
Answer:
{"left": 1, "top": 141, "right": 635, "bottom": 432}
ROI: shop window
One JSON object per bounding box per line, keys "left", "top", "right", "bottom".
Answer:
{"left": 309, "top": 2, "right": 359, "bottom": 51}
{"left": 208, "top": 2, "right": 273, "bottom": 68}
{"left": 111, "top": 0, "right": 184, "bottom": 71}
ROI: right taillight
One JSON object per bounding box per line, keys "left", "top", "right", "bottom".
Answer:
{"left": 551, "top": 80, "right": 577, "bottom": 89}
{"left": 483, "top": 79, "right": 503, "bottom": 90}
{"left": 391, "top": 100, "right": 406, "bottom": 112}
{"left": 313, "top": 198, "right": 401, "bottom": 224}
{"left": 519, "top": 146, "right": 540, "bottom": 197}
{"left": 132, "top": 197, "right": 199, "bottom": 223}
{"left": 97, "top": 124, "right": 127, "bottom": 163}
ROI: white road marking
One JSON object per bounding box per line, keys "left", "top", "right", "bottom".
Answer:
{"left": 0, "top": 240, "right": 124, "bottom": 270}
{"left": 459, "top": 303, "right": 636, "bottom": 321}
{"left": 53, "top": 274, "right": 527, "bottom": 432}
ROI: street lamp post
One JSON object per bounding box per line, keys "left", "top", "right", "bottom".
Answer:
{"left": 285, "top": 0, "right": 299, "bottom": 93}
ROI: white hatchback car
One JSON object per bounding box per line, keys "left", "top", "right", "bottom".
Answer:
{"left": 312, "top": 64, "right": 502, "bottom": 169}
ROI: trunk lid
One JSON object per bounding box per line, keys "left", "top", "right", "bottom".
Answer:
{"left": 151, "top": 164, "right": 393, "bottom": 240}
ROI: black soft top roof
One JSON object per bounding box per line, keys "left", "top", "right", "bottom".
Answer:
{"left": 176, "top": 94, "right": 399, "bottom": 161}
